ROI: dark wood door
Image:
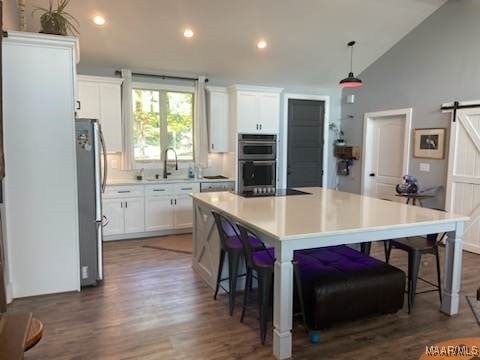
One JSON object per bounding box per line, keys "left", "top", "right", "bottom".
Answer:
{"left": 287, "top": 99, "right": 325, "bottom": 188}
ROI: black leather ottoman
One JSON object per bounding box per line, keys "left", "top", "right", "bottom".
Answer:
{"left": 295, "top": 245, "right": 406, "bottom": 330}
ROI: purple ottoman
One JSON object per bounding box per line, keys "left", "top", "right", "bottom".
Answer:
{"left": 294, "top": 245, "right": 405, "bottom": 329}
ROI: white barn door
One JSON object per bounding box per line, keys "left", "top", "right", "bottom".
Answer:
{"left": 446, "top": 106, "right": 480, "bottom": 254}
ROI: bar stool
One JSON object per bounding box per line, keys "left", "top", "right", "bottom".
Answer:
{"left": 212, "top": 211, "right": 263, "bottom": 316}
{"left": 237, "top": 223, "right": 307, "bottom": 345}
{"left": 386, "top": 233, "right": 444, "bottom": 313}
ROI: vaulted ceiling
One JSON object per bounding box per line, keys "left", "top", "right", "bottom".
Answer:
{"left": 25, "top": 0, "right": 446, "bottom": 86}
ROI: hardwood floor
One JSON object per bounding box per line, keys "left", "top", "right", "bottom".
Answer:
{"left": 8, "top": 237, "right": 480, "bottom": 360}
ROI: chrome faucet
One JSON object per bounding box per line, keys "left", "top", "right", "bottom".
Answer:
{"left": 163, "top": 147, "right": 178, "bottom": 179}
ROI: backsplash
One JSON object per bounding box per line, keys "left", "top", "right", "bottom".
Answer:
{"left": 106, "top": 153, "right": 227, "bottom": 181}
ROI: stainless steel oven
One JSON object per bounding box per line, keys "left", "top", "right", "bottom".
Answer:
{"left": 238, "top": 134, "right": 276, "bottom": 160}
{"left": 238, "top": 160, "right": 276, "bottom": 194}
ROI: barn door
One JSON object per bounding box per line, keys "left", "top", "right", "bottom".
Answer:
{"left": 446, "top": 106, "right": 480, "bottom": 254}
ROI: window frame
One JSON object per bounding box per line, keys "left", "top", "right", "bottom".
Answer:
{"left": 131, "top": 82, "right": 195, "bottom": 169}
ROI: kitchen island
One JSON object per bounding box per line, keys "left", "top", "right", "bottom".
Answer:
{"left": 190, "top": 187, "right": 468, "bottom": 360}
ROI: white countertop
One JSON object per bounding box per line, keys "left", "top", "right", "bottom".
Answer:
{"left": 190, "top": 187, "right": 468, "bottom": 241}
{"left": 107, "top": 177, "right": 235, "bottom": 186}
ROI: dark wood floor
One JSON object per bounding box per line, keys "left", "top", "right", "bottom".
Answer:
{"left": 9, "top": 237, "right": 480, "bottom": 360}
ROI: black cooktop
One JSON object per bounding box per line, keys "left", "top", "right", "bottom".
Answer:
{"left": 234, "top": 189, "right": 311, "bottom": 198}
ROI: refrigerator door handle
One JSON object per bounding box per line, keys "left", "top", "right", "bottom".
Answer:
{"left": 99, "top": 128, "right": 108, "bottom": 194}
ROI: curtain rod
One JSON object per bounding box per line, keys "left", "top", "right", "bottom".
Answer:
{"left": 114, "top": 70, "right": 208, "bottom": 83}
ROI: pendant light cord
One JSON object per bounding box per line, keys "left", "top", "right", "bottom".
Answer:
{"left": 350, "top": 44, "right": 354, "bottom": 73}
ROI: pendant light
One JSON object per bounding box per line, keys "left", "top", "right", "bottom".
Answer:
{"left": 339, "top": 41, "right": 363, "bottom": 88}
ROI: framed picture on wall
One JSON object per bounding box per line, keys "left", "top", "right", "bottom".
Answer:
{"left": 413, "top": 128, "right": 446, "bottom": 159}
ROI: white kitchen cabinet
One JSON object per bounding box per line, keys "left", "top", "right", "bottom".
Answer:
{"left": 174, "top": 196, "right": 194, "bottom": 229}
{"left": 229, "top": 85, "right": 283, "bottom": 135}
{"left": 124, "top": 197, "right": 145, "bottom": 233}
{"left": 103, "top": 182, "right": 203, "bottom": 239}
{"left": 146, "top": 196, "right": 174, "bottom": 231}
{"left": 103, "top": 198, "right": 124, "bottom": 236}
{"left": 76, "top": 81, "right": 100, "bottom": 118}
{"left": 258, "top": 93, "right": 280, "bottom": 134}
{"left": 207, "top": 87, "right": 229, "bottom": 153}
{"left": 102, "top": 195, "right": 145, "bottom": 237}
{"left": 3, "top": 32, "right": 80, "bottom": 298}
{"left": 236, "top": 91, "right": 259, "bottom": 133}
{"left": 77, "top": 75, "right": 123, "bottom": 153}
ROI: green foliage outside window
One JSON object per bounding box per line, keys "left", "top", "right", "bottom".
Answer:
{"left": 133, "top": 89, "right": 193, "bottom": 162}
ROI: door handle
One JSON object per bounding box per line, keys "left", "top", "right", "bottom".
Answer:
{"left": 369, "top": 173, "right": 376, "bottom": 177}
{"left": 76, "top": 100, "right": 81, "bottom": 110}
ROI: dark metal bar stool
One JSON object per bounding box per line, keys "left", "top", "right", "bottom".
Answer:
{"left": 212, "top": 211, "right": 263, "bottom": 316}
{"left": 236, "top": 223, "right": 307, "bottom": 345}
{"left": 386, "top": 233, "right": 444, "bottom": 313}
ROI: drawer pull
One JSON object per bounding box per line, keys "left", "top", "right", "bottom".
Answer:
{"left": 153, "top": 189, "right": 166, "bottom": 192}
{"left": 117, "top": 190, "right": 131, "bottom": 193}
{"left": 181, "top": 187, "right": 193, "bottom": 191}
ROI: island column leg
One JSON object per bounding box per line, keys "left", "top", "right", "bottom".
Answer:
{"left": 273, "top": 242, "right": 294, "bottom": 360}
{"left": 441, "top": 221, "right": 464, "bottom": 315}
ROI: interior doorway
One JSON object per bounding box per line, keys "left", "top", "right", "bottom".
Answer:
{"left": 282, "top": 94, "right": 329, "bottom": 188}
{"left": 361, "top": 108, "right": 412, "bottom": 201}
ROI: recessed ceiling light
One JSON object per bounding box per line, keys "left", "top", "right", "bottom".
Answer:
{"left": 257, "top": 40, "right": 267, "bottom": 49}
{"left": 93, "top": 15, "right": 106, "bottom": 26}
{"left": 183, "top": 28, "right": 194, "bottom": 38}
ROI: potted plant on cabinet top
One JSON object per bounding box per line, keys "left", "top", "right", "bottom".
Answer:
{"left": 34, "top": 0, "right": 79, "bottom": 36}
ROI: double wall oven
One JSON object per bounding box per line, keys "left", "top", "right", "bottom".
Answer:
{"left": 238, "top": 134, "right": 277, "bottom": 195}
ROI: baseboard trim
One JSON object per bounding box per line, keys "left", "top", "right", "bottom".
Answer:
{"left": 104, "top": 228, "right": 192, "bottom": 241}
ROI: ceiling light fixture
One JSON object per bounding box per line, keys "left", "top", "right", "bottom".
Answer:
{"left": 184, "top": 28, "right": 194, "bottom": 38}
{"left": 339, "top": 41, "right": 363, "bottom": 88}
{"left": 257, "top": 40, "right": 267, "bottom": 49}
{"left": 93, "top": 15, "right": 106, "bottom": 26}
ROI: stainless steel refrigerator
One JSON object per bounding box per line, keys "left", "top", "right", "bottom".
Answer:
{"left": 75, "top": 118, "right": 107, "bottom": 286}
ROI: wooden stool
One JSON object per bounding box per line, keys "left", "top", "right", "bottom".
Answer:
{"left": 25, "top": 317, "right": 44, "bottom": 351}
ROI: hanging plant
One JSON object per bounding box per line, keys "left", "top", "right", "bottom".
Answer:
{"left": 329, "top": 122, "right": 345, "bottom": 144}
{"left": 33, "top": 0, "right": 79, "bottom": 36}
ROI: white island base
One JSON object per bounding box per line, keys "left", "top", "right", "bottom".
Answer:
{"left": 191, "top": 188, "right": 467, "bottom": 359}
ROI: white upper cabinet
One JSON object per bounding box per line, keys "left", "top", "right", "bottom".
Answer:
{"left": 77, "top": 75, "right": 123, "bottom": 153}
{"left": 76, "top": 81, "right": 100, "bottom": 118}
{"left": 229, "top": 85, "right": 283, "bottom": 135}
{"left": 207, "top": 87, "right": 229, "bottom": 153}
{"left": 258, "top": 92, "right": 280, "bottom": 134}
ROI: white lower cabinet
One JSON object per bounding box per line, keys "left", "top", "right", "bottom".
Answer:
{"left": 102, "top": 196, "right": 145, "bottom": 236}
{"left": 146, "top": 196, "right": 175, "bottom": 231}
{"left": 174, "top": 195, "right": 194, "bottom": 229}
{"left": 103, "top": 198, "right": 125, "bottom": 236}
{"left": 124, "top": 197, "right": 145, "bottom": 233}
{"left": 103, "top": 182, "right": 201, "bottom": 239}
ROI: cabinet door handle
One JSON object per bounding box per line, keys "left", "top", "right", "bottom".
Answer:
{"left": 256, "top": 124, "right": 259, "bottom": 130}
{"left": 174, "top": 199, "right": 177, "bottom": 205}
{"left": 76, "top": 100, "right": 81, "bottom": 110}
{"left": 120, "top": 201, "right": 123, "bottom": 208}
{"left": 125, "top": 201, "right": 128, "bottom": 208}
{"left": 170, "top": 199, "right": 173, "bottom": 205}
{"left": 211, "top": 143, "right": 215, "bottom": 150}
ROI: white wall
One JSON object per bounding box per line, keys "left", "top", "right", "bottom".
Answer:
{"left": 339, "top": 0, "right": 480, "bottom": 209}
